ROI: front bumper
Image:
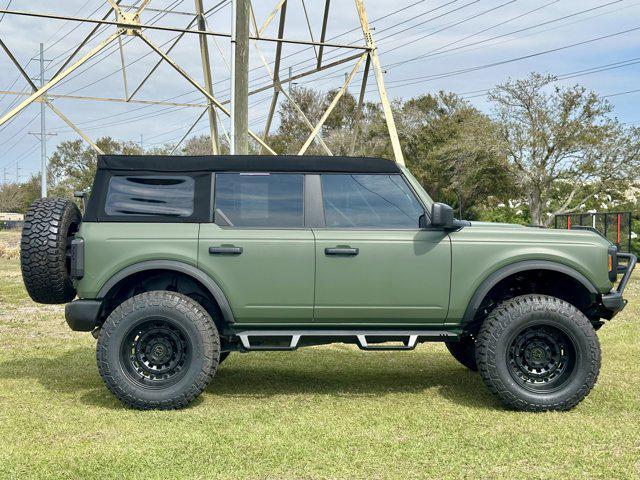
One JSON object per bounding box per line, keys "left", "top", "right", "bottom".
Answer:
{"left": 65, "top": 299, "right": 102, "bottom": 331}
{"left": 601, "top": 252, "right": 636, "bottom": 317}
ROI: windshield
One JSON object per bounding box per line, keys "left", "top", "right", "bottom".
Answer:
{"left": 399, "top": 165, "right": 434, "bottom": 210}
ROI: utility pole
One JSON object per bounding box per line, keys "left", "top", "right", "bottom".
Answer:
{"left": 231, "top": 0, "right": 249, "bottom": 155}
{"left": 29, "top": 44, "right": 56, "bottom": 195}
{"left": 39, "top": 43, "right": 47, "bottom": 197}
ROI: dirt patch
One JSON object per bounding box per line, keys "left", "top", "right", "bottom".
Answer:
{"left": 0, "top": 230, "right": 20, "bottom": 260}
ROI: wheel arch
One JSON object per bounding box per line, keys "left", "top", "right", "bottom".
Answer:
{"left": 462, "top": 260, "right": 599, "bottom": 327}
{"left": 97, "top": 260, "right": 235, "bottom": 325}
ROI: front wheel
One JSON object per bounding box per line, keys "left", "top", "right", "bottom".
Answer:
{"left": 476, "top": 295, "right": 600, "bottom": 412}
{"left": 97, "top": 291, "right": 220, "bottom": 410}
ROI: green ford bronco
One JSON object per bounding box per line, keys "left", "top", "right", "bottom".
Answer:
{"left": 20, "top": 155, "right": 635, "bottom": 411}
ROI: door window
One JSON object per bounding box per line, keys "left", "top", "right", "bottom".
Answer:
{"left": 321, "top": 174, "right": 423, "bottom": 228}
{"left": 214, "top": 173, "right": 304, "bottom": 228}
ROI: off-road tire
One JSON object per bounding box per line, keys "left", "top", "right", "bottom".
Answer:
{"left": 21, "top": 198, "right": 81, "bottom": 304}
{"left": 97, "top": 291, "right": 220, "bottom": 410}
{"left": 476, "top": 294, "right": 600, "bottom": 412}
{"left": 446, "top": 336, "right": 478, "bottom": 371}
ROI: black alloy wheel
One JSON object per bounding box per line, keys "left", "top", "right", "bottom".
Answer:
{"left": 507, "top": 325, "right": 576, "bottom": 392}
{"left": 121, "top": 319, "right": 192, "bottom": 388}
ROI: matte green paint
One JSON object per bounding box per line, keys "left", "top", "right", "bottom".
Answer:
{"left": 75, "top": 171, "right": 614, "bottom": 329}
{"left": 198, "top": 224, "right": 315, "bottom": 324}
{"left": 313, "top": 229, "right": 450, "bottom": 324}
{"left": 446, "top": 223, "right": 613, "bottom": 323}
{"left": 75, "top": 222, "right": 200, "bottom": 299}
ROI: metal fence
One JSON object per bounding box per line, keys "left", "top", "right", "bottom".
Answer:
{"left": 554, "top": 212, "right": 632, "bottom": 252}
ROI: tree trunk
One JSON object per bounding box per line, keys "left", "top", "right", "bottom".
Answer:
{"left": 528, "top": 191, "right": 543, "bottom": 227}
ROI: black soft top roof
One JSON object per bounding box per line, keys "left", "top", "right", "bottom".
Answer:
{"left": 97, "top": 155, "right": 400, "bottom": 174}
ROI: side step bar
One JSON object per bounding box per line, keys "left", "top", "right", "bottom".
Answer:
{"left": 235, "top": 330, "right": 457, "bottom": 352}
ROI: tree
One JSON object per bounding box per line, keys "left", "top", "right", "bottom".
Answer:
{"left": 180, "top": 134, "right": 229, "bottom": 155}
{"left": 48, "top": 137, "right": 142, "bottom": 194}
{"left": 0, "top": 175, "right": 43, "bottom": 213}
{"left": 398, "top": 92, "right": 513, "bottom": 217}
{"left": 489, "top": 73, "right": 640, "bottom": 226}
{"left": 269, "top": 86, "right": 327, "bottom": 155}
{"left": 266, "top": 88, "right": 514, "bottom": 218}
{"left": 0, "top": 183, "right": 27, "bottom": 213}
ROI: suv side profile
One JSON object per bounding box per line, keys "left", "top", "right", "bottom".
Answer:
{"left": 20, "top": 155, "right": 635, "bottom": 410}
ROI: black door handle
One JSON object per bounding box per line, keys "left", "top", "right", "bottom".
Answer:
{"left": 209, "top": 246, "right": 243, "bottom": 255}
{"left": 325, "top": 247, "right": 359, "bottom": 256}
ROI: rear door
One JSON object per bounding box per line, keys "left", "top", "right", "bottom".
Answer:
{"left": 198, "top": 172, "right": 315, "bottom": 326}
{"left": 313, "top": 173, "right": 451, "bottom": 325}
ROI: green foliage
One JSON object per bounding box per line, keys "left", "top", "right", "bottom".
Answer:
{"left": 476, "top": 199, "right": 531, "bottom": 225}
{"left": 398, "top": 92, "right": 515, "bottom": 219}
{"left": 631, "top": 217, "right": 640, "bottom": 257}
{"left": 48, "top": 137, "right": 143, "bottom": 196}
{"left": 269, "top": 88, "right": 515, "bottom": 219}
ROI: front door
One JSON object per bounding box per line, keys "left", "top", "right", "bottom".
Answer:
{"left": 313, "top": 173, "right": 451, "bottom": 325}
{"left": 198, "top": 172, "right": 315, "bottom": 325}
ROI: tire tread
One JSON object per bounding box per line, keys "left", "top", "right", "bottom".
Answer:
{"left": 20, "top": 198, "right": 80, "bottom": 304}
{"left": 475, "top": 294, "right": 600, "bottom": 412}
{"left": 96, "top": 291, "right": 220, "bottom": 410}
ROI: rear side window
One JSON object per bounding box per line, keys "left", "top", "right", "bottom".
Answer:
{"left": 105, "top": 176, "right": 195, "bottom": 217}
{"left": 321, "top": 174, "right": 424, "bottom": 228}
{"left": 214, "top": 173, "right": 304, "bottom": 228}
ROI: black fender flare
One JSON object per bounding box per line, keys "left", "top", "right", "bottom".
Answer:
{"left": 461, "top": 260, "right": 598, "bottom": 325}
{"left": 97, "top": 260, "right": 235, "bottom": 324}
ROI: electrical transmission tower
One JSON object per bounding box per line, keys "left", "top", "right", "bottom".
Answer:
{"left": 0, "top": 0, "right": 405, "bottom": 184}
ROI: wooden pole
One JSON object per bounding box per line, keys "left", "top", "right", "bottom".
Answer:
{"left": 231, "top": 0, "right": 250, "bottom": 154}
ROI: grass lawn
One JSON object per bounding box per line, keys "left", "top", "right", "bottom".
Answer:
{"left": 0, "top": 229, "right": 639, "bottom": 479}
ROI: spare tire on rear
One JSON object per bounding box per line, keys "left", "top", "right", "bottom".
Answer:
{"left": 21, "top": 198, "right": 81, "bottom": 304}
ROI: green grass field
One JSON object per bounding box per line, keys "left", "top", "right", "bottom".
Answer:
{"left": 1, "top": 229, "right": 639, "bottom": 479}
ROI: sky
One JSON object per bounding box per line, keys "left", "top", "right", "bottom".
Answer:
{"left": 0, "top": 0, "right": 639, "bottom": 181}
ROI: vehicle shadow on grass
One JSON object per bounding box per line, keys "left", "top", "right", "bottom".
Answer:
{"left": 0, "top": 346, "right": 499, "bottom": 410}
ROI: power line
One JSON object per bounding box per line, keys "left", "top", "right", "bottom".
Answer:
{"left": 386, "top": 0, "right": 626, "bottom": 70}
{"left": 374, "top": 0, "right": 474, "bottom": 41}
{"left": 605, "top": 88, "right": 640, "bottom": 98}
{"left": 459, "top": 56, "right": 640, "bottom": 99}
{"left": 307, "top": 0, "right": 541, "bottom": 87}
{"left": 0, "top": 0, "right": 11, "bottom": 23}
{"left": 384, "top": 25, "right": 640, "bottom": 89}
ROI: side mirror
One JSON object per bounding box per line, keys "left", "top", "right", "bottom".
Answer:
{"left": 431, "top": 202, "right": 454, "bottom": 229}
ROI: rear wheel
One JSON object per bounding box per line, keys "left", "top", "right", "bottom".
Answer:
{"left": 445, "top": 336, "right": 478, "bottom": 371}
{"left": 476, "top": 294, "right": 600, "bottom": 411}
{"left": 97, "top": 291, "right": 220, "bottom": 410}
